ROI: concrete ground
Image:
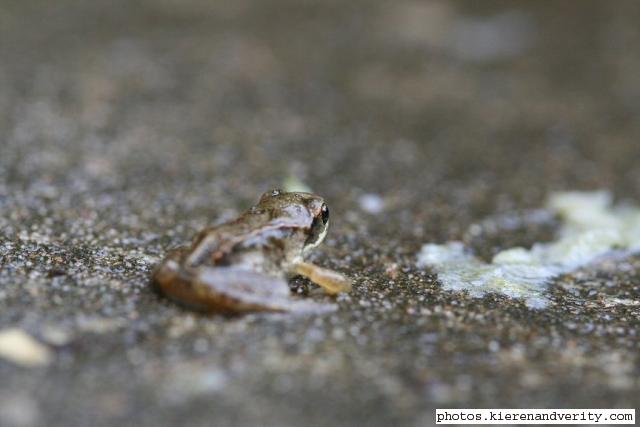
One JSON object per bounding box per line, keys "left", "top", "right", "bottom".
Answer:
{"left": 0, "top": 1, "right": 639, "bottom": 426}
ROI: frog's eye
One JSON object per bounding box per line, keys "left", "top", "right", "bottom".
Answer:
{"left": 321, "top": 204, "right": 329, "bottom": 224}
{"left": 306, "top": 205, "right": 330, "bottom": 247}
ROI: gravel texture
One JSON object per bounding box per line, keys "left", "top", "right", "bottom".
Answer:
{"left": 1, "top": 1, "right": 639, "bottom": 426}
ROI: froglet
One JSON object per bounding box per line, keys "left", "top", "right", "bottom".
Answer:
{"left": 152, "top": 190, "right": 352, "bottom": 313}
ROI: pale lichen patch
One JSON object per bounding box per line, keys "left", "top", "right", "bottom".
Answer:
{"left": 417, "top": 191, "right": 640, "bottom": 309}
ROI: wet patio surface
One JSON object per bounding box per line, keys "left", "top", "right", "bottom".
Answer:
{"left": 0, "top": 1, "right": 639, "bottom": 426}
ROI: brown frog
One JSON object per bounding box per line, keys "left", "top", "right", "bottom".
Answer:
{"left": 152, "top": 190, "right": 352, "bottom": 313}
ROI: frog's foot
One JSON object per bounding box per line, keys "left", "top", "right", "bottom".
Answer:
{"left": 293, "top": 262, "right": 352, "bottom": 295}
{"left": 153, "top": 255, "right": 335, "bottom": 314}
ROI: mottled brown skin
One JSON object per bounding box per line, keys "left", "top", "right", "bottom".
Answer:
{"left": 153, "top": 190, "right": 352, "bottom": 313}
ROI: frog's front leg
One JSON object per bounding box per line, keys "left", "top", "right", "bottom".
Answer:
{"left": 292, "top": 262, "right": 352, "bottom": 295}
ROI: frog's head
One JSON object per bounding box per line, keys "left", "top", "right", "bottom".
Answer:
{"left": 257, "top": 189, "right": 330, "bottom": 249}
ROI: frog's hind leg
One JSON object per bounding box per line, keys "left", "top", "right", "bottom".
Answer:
{"left": 189, "top": 268, "right": 336, "bottom": 314}
{"left": 153, "top": 254, "right": 335, "bottom": 314}
{"left": 293, "top": 262, "right": 352, "bottom": 295}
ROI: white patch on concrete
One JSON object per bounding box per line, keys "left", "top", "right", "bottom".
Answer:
{"left": 417, "top": 191, "right": 640, "bottom": 309}
{"left": 359, "top": 193, "right": 385, "bottom": 214}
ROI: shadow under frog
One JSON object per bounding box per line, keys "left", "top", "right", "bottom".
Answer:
{"left": 152, "top": 190, "right": 352, "bottom": 314}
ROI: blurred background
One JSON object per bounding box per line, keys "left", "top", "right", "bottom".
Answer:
{"left": 0, "top": 1, "right": 639, "bottom": 426}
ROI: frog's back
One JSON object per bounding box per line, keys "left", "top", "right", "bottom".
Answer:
{"left": 185, "top": 212, "right": 274, "bottom": 267}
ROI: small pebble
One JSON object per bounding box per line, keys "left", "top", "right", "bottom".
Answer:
{"left": 0, "top": 329, "right": 53, "bottom": 368}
